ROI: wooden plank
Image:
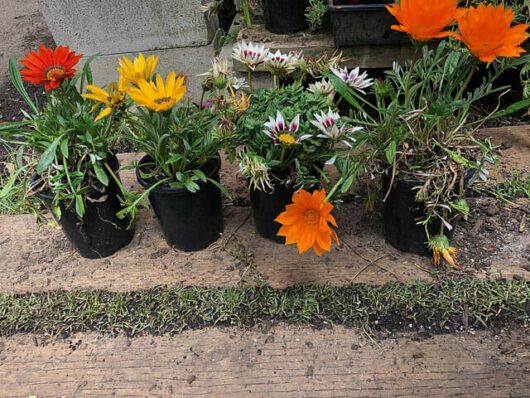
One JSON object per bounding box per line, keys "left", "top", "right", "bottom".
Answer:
{"left": 0, "top": 326, "right": 529, "bottom": 397}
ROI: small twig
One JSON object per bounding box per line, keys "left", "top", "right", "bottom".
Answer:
{"left": 351, "top": 254, "right": 389, "bottom": 282}
{"left": 220, "top": 211, "right": 251, "bottom": 249}
{"left": 342, "top": 239, "right": 401, "bottom": 281}
{"left": 520, "top": 213, "right": 527, "bottom": 233}
{"left": 501, "top": 341, "right": 530, "bottom": 355}
{"left": 382, "top": 156, "right": 397, "bottom": 203}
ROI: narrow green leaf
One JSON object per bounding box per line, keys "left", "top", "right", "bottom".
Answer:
{"left": 37, "top": 135, "right": 62, "bottom": 174}
{"left": 93, "top": 162, "right": 109, "bottom": 186}
{"left": 385, "top": 141, "right": 397, "bottom": 164}
{"left": 8, "top": 57, "right": 38, "bottom": 114}
{"left": 60, "top": 139, "right": 69, "bottom": 159}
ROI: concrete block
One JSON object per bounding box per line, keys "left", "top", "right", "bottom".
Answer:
{"left": 38, "top": 0, "right": 218, "bottom": 55}
{"left": 82, "top": 45, "right": 216, "bottom": 101}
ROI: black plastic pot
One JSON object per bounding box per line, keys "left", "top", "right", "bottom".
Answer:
{"left": 136, "top": 155, "right": 223, "bottom": 252}
{"left": 262, "top": 0, "right": 309, "bottom": 34}
{"left": 382, "top": 172, "right": 472, "bottom": 254}
{"left": 33, "top": 156, "right": 135, "bottom": 259}
{"left": 328, "top": 0, "right": 408, "bottom": 46}
{"left": 250, "top": 179, "right": 297, "bottom": 243}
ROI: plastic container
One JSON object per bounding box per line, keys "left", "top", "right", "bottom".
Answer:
{"left": 250, "top": 179, "right": 297, "bottom": 243}
{"left": 136, "top": 155, "right": 223, "bottom": 251}
{"left": 33, "top": 156, "right": 135, "bottom": 259}
{"left": 382, "top": 171, "right": 473, "bottom": 254}
{"left": 262, "top": 0, "right": 309, "bottom": 34}
{"left": 328, "top": 0, "right": 408, "bottom": 46}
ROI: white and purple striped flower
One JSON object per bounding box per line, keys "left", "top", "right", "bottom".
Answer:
{"left": 331, "top": 66, "right": 374, "bottom": 94}
{"left": 263, "top": 111, "right": 310, "bottom": 146}
{"left": 232, "top": 41, "right": 269, "bottom": 71}
{"left": 308, "top": 78, "right": 334, "bottom": 96}
{"left": 311, "top": 108, "right": 360, "bottom": 148}
{"left": 265, "top": 50, "right": 297, "bottom": 75}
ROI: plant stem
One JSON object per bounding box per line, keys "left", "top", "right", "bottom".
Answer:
{"left": 404, "top": 45, "right": 420, "bottom": 107}
{"left": 279, "top": 146, "right": 286, "bottom": 165}
{"left": 242, "top": 0, "right": 252, "bottom": 28}
{"left": 325, "top": 176, "right": 345, "bottom": 202}
{"left": 248, "top": 70, "right": 254, "bottom": 92}
{"left": 455, "top": 60, "right": 478, "bottom": 101}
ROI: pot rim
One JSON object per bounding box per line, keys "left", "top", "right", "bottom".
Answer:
{"left": 136, "top": 154, "right": 221, "bottom": 194}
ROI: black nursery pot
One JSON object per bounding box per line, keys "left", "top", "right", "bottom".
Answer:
{"left": 136, "top": 155, "right": 223, "bottom": 252}
{"left": 382, "top": 172, "right": 473, "bottom": 254}
{"left": 328, "top": 1, "right": 409, "bottom": 46}
{"left": 262, "top": 0, "right": 309, "bottom": 34}
{"left": 250, "top": 180, "right": 296, "bottom": 243}
{"left": 33, "top": 156, "right": 135, "bottom": 259}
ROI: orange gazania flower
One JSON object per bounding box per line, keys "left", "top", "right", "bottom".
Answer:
{"left": 20, "top": 45, "right": 82, "bottom": 90}
{"left": 452, "top": 4, "right": 529, "bottom": 63}
{"left": 429, "top": 234, "right": 461, "bottom": 270}
{"left": 386, "top": 0, "right": 464, "bottom": 42}
{"left": 275, "top": 189, "right": 339, "bottom": 256}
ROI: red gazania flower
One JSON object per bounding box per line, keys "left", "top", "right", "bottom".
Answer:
{"left": 275, "top": 189, "right": 340, "bottom": 256}
{"left": 452, "top": 4, "right": 529, "bottom": 63}
{"left": 386, "top": 0, "right": 464, "bottom": 42}
{"left": 20, "top": 45, "right": 82, "bottom": 90}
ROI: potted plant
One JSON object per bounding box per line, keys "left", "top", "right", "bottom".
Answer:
{"left": 333, "top": 0, "right": 529, "bottom": 268}
{"left": 262, "top": 0, "right": 310, "bottom": 34}
{"left": 328, "top": 0, "right": 408, "bottom": 46}
{"left": 232, "top": 44, "right": 363, "bottom": 248}
{"left": 120, "top": 54, "right": 235, "bottom": 252}
{"left": 0, "top": 45, "right": 135, "bottom": 258}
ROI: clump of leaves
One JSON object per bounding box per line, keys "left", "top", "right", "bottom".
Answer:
{"left": 305, "top": 0, "right": 328, "bottom": 32}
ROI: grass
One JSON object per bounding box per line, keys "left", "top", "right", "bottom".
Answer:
{"left": 0, "top": 280, "right": 527, "bottom": 338}
{"left": 490, "top": 167, "right": 530, "bottom": 199}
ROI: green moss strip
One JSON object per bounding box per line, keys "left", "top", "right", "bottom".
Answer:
{"left": 0, "top": 280, "right": 528, "bottom": 337}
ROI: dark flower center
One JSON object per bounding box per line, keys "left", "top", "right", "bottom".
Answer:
{"left": 154, "top": 97, "right": 172, "bottom": 104}
{"left": 43, "top": 65, "right": 66, "bottom": 81}
{"left": 304, "top": 209, "right": 320, "bottom": 226}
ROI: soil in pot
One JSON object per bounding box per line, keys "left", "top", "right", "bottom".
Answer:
{"left": 33, "top": 156, "right": 135, "bottom": 259}
{"left": 262, "top": 0, "right": 309, "bottom": 34}
{"left": 382, "top": 172, "right": 473, "bottom": 254}
{"left": 136, "top": 155, "right": 224, "bottom": 252}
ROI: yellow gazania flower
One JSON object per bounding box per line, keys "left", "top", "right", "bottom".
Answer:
{"left": 82, "top": 76, "right": 128, "bottom": 121}
{"left": 429, "top": 234, "right": 460, "bottom": 270}
{"left": 128, "top": 72, "right": 187, "bottom": 112}
{"left": 117, "top": 53, "right": 159, "bottom": 87}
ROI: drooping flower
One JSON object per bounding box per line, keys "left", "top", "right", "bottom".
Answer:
{"left": 117, "top": 53, "right": 159, "bottom": 88}
{"left": 198, "top": 57, "right": 231, "bottom": 89}
{"left": 452, "top": 4, "right": 529, "bottom": 63}
{"left": 429, "top": 234, "right": 460, "bottom": 270}
{"left": 232, "top": 41, "right": 269, "bottom": 71}
{"left": 331, "top": 66, "right": 374, "bottom": 94}
{"left": 265, "top": 50, "right": 298, "bottom": 75}
{"left": 19, "top": 45, "right": 82, "bottom": 90}
{"left": 263, "top": 111, "right": 310, "bottom": 146}
{"left": 385, "top": 0, "right": 464, "bottom": 42}
{"left": 311, "top": 108, "right": 360, "bottom": 147}
{"left": 239, "top": 153, "right": 273, "bottom": 192}
{"left": 308, "top": 78, "right": 334, "bottom": 96}
{"left": 82, "top": 76, "right": 128, "bottom": 121}
{"left": 228, "top": 75, "right": 248, "bottom": 91}
{"left": 275, "top": 188, "right": 339, "bottom": 256}
{"left": 128, "top": 72, "right": 186, "bottom": 112}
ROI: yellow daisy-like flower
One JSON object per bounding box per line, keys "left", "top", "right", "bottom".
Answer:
{"left": 429, "top": 234, "right": 461, "bottom": 270}
{"left": 82, "top": 76, "right": 128, "bottom": 121}
{"left": 128, "top": 72, "right": 187, "bottom": 112}
{"left": 117, "top": 53, "right": 159, "bottom": 87}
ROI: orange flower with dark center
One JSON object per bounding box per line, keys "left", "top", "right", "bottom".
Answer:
{"left": 20, "top": 45, "right": 82, "bottom": 90}
{"left": 452, "top": 4, "right": 529, "bottom": 63}
{"left": 386, "top": 0, "right": 464, "bottom": 42}
{"left": 275, "top": 189, "right": 339, "bottom": 256}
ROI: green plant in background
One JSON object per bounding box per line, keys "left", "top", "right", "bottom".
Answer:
{"left": 305, "top": 0, "right": 328, "bottom": 32}
{"left": 490, "top": 167, "right": 530, "bottom": 199}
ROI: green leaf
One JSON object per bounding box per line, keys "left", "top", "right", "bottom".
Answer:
{"left": 60, "top": 139, "right": 69, "bottom": 158}
{"left": 8, "top": 57, "right": 38, "bottom": 114}
{"left": 184, "top": 179, "right": 200, "bottom": 193}
{"left": 207, "top": 177, "right": 232, "bottom": 200}
{"left": 193, "top": 169, "right": 207, "bottom": 182}
{"left": 435, "top": 143, "right": 469, "bottom": 167}
{"left": 488, "top": 98, "right": 530, "bottom": 119}
{"left": 385, "top": 141, "right": 397, "bottom": 164}
{"left": 450, "top": 199, "right": 469, "bottom": 216}
{"left": 37, "top": 135, "right": 63, "bottom": 174}
{"left": 93, "top": 162, "right": 109, "bottom": 186}
{"left": 0, "top": 163, "right": 31, "bottom": 199}
{"left": 75, "top": 194, "right": 85, "bottom": 217}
